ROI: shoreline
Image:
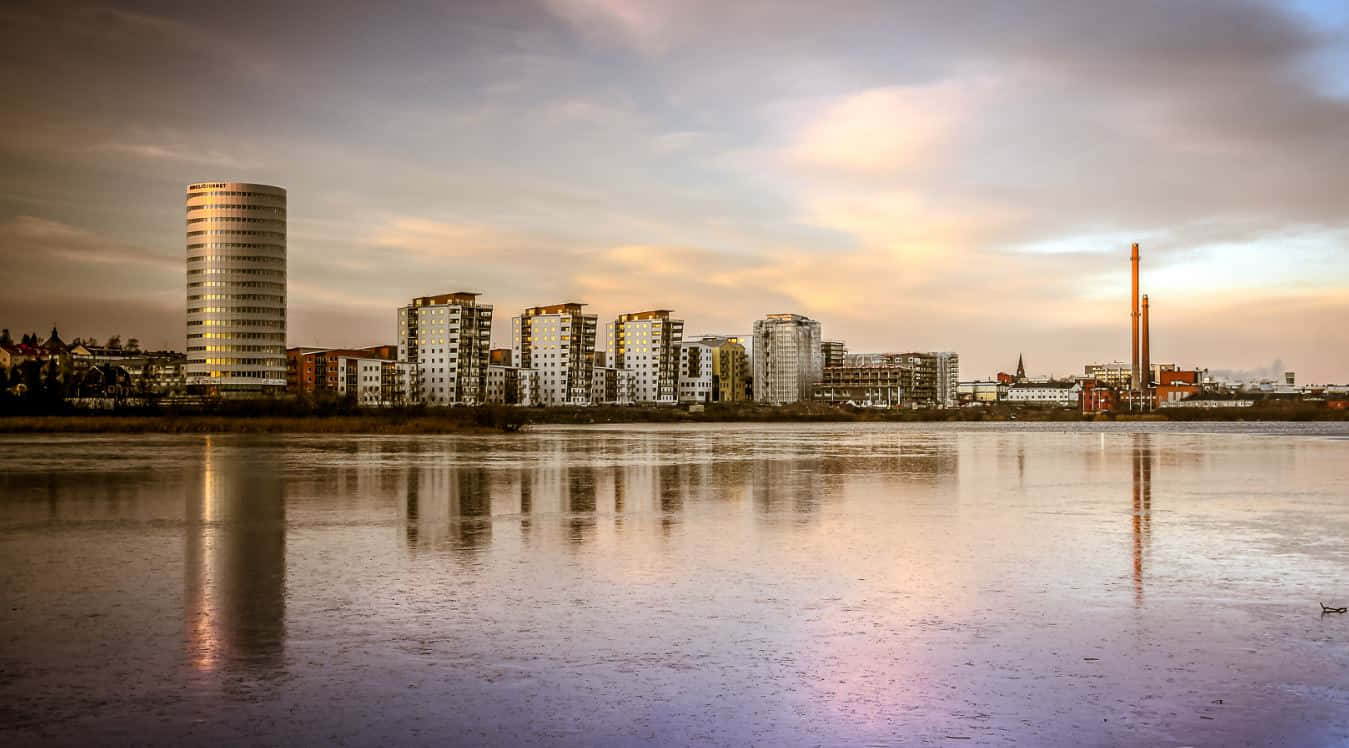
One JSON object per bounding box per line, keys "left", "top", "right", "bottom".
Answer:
{"left": 1, "top": 403, "right": 1344, "bottom": 434}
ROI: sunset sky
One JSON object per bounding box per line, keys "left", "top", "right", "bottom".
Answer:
{"left": 2, "top": 0, "right": 1347, "bottom": 382}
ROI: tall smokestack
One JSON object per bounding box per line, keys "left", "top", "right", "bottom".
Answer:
{"left": 1141, "top": 294, "right": 1150, "bottom": 389}
{"left": 1131, "top": 243, "right": 1140, "bottom": 393}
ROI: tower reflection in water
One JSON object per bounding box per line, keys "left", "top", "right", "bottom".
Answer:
{"left": 1131, "top": 433, "right": 1153, "bottom": 605}
{"left": 184, "top": 437, "right": 287, "bottom": 673}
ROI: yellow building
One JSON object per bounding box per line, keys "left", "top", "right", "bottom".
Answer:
{"left": 713, "top": 338, "right": 749, "bottom": 402}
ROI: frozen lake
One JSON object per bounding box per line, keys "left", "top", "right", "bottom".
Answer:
{"left": 2, "top": 422, "right": 1348, "bottom": 745}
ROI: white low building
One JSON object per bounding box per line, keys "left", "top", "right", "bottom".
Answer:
{"left": 332, "top": 357, "right": 417, "bottom": 407}
{"left": 1004, "top": 382, "right": 1081, "bottom": 405}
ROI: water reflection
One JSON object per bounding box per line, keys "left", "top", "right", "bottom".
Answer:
{"left": 1131, "top": 433, "right": 1153, "bottom": 605}
{"left": 183, "top": 437, "right": 286, "bottom": 674}
{"left": 4, "top": 426, "right": 1349, "bottom": 746}
{"left": 391, "top": 430, "right": 960, "bottom": 552}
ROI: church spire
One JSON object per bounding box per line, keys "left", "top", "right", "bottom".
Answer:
{"left": 1016, "top": 353, "right": 1026, "bottom": 381}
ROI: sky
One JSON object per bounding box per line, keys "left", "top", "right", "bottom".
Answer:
{"left": 1, "top": 0, "right": 1347, "bottom": 382}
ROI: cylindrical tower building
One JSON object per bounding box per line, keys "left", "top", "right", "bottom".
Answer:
{"left": 185, "top": 182, "right": 287, "bottom": 394}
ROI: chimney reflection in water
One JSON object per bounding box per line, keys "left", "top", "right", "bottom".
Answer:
{"left": 1131, "top": 434, "right": 1153, "bottom": 606}
{"left": 184, "top": 436, "right": 287, "bottom": 673}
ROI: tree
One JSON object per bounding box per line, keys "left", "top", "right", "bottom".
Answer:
{"left": 41, "top": 359, "right": 64, "bottom": 410}
{"left": 138, "top": 361, "right": 155, "bottom": 395}
{"left": 0, "top": 329, "right": 10, "bottom": 346}
{"left": 126, "top": 338, "right": 141, "bottom": 352}
{"left": 85, "top": 336, "right": 99, "bottom": 348}
{"left": 107, "top": 335, "right": 122, "bottom": 350}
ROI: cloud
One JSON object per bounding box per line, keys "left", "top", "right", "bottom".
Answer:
{"left": 790, "top": 83, "right": 975, "bottom": 176}
{"left": 2, "top": 216, "right": 175, "bottom": 269}
{"left": 2, "top": 0, "right": 1348, "bottom": 382}
{"left": 92, "top": 143, "right": 252, "bottom": 168}
{"left": 538, "top": 0, "right": 688, "bottom": 54}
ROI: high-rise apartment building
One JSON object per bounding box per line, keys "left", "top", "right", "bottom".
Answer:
{"left": 752, "top": 314, "right": 822, "bottom": 405}
{"left": 397, "top": 292, "right": 493, "bottom": 405}
{"left": 185, "top": 181, "right": 287, "bottom": 393}
{"left": 607, "top": 310, "right": 683, "bottom": 404}
{"left": 512, "top": 303, "right": 597, "bottom": 405}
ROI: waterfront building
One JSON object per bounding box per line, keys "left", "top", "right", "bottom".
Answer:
{"left": 821, "top": 340, "right": 847, "bottom": 369}
{"left": 1084, "top": 361, "right": 1135, "bottom": 389}
{"left": 812, "top": 361, "right": 910, "bottom": 407}
{"left": 486, "top": 364, "right": 540, "bottom": 406}
{"left": 607, "top": 310, "right": 683, "bottom": 404}
{"left": 676, "top": 339, "right": 716, "bottom": 403}
{"left": 752, "top": 314, "right": 822, "bottom": 405}
{"left": 335, "top": 356, "right": 385, "bottom": 407}
{"left": 286, "top": 346, "right": 414, "bottom": 406}
{"left": 397, "top": 292, "right": 493, "bottom": 406}
{"left": 685, "top": 335, "right": 750, "bottom": 402}
{"left": 957, "top": 380, "right": 1005, "bottom": 404}
{"left": 289, "top": 347, "right": 393, "bottom": 394}
{"left": 1004, "top": 382, "right": 1081, "bottom": 406}
{"left": 892, "top": 352, "right": 959, "bottom": 408}
{"left": 1154, "top": 369, "right": 1202, "bottom": 407}
{"left": 382, "top": 359, "right": 418, "bottom": 406}
{"left": 512, "top": 303, "right": 597, "bottom": 406}
{"left": 1158, "top": 398, "right": 1253, "bottom": 409}
{"left": 931, "top": 352, "right": 960, "bottom": 408}
{"left": 1080, "top": 378, "right": 1118, "bottom": 413}
{"left": 62, "top": 344, "right": 188, "bottom": 396}
{"left": 592, "top": 366, "right": 637, "bottom": 405}
{"left": 286, "top": 347, "right": 326, "bottom": 392}
{"left": 184, "top": 181, "right": 287, "bottom": 394}
{"left": 844, "top": 352, "right": 959, "bottom": 408}
{"left": 713, "top": 337, "right": 750, "bottom": 402}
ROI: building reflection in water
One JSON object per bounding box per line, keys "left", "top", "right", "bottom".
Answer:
{"left": 395, "top": 432, "right": 960, "bottom": 553}
{"left": 567, "top": 465, "right": 598, "bottom": 544}
{"left": 184, "top": 437, "right": 287, "bottom": 674}
{"left": 1131, "top": 433, "right": 1153, "bottom": 606}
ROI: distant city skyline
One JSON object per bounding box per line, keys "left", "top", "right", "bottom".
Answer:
{"left": 2, "top": 1, "right": 1347, "bottom": 382}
